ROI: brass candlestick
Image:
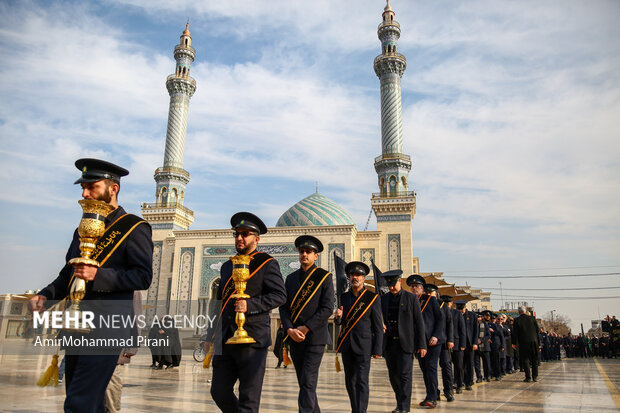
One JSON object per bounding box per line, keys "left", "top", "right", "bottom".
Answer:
{"left": 65, "top": 199, "right": 115, "bottom": 332}
{"left": 225, "top": 254, "right": 256, "bottom": 344}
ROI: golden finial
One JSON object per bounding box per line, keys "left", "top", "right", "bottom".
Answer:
{"left": 384, "top": 0, "right": 393, "bottom": 12}
{"left": 183, "top": 19, "right": 191, "bottom": 36}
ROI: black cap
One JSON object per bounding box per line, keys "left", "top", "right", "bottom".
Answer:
{"left": 74, "top": 158, "right": 129, "bottom": 184}
{"left": 482, "top": 310, "right": 492, "bottom": 317}
{"left": 455, "top": 300, "right": 467, "bottom": 310}
{"left": 230, "top": 212, "right": 268, "bottom": 234}
{"left": 381, "top": 270, "right": 403, "bottom": 287}
{"left": 295, "top": 235, "right": 323, "bottom": 253}
{"left": 406, "top": 274, "right": 426, "bottom": 287}
{"left": 424, "top": 283, "right": 438, "bottom": 293}
{"left": 345, "top": 261, "right": 370, "bottom": 277}
{"left": 441, "top": 295, "right": 453, "bottom": 303}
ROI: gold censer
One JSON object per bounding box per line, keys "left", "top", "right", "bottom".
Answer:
{"left": 225, "top": 254, "right": 257, "bottom": 344}
{"left": 65, "top": 199, "right": 115, "bottom": 332}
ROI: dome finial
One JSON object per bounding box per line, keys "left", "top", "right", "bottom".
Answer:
{"left": 316, "top": 181, "right": 319, "bottom": 194}
{"left": 183, "top": 19, "right": 191, "bottom": 36}
{"left": 384, "top": 0, "right": 393, "bottom": 12}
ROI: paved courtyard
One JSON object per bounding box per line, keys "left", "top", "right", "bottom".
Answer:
{"left": 0, "top": 351, "right": 619, "bottom": 412}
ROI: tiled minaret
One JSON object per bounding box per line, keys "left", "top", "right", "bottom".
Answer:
{"left": 142, "top": 23, "right": 196, "bottom": 230}
{"left": 370, "top": 1, "right": 416, "bottom": 272}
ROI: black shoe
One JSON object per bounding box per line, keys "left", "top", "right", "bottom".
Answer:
{"left": 155, "top": 364, "right": 163, "bottom": 370}
{"left": 465, "top": 385, "right": 472, "bottom": 391}
{"left": 494, "top": 377, "right": 501, "bottom": 381}
{"left": 486, "top": 378, "right": 491, "bottom": 382}
{"left": 455, "top": 387, "right": 462, "bottom": 394}
{"left": 445, "top": 394, "right": 455, "bottom": 402}
{"left": 533, "top": 378, "right": 538, "bottom": 382}
{"left": 149, "top": 363, "right": 157, "bottom": 368}
{"left": 476, "top": 378, "right": 482, "bottom": 383}
{"left": 523, "top": 378, "right": 531, "bottom": 382}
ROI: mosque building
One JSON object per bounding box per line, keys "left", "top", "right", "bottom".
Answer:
{"left": 140, "top": 4, "right": 491, "bottom": 344}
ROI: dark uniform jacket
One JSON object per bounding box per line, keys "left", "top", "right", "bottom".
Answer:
{"left": 451, "top": 308, "right": 466, "bottom": 350}
{"left": 336, "top": 288, "right": 383, "bottom": 355}
{"left": 280, "top": 265, "right": 334, "bottom": 346}
{"left": 489, "top": 322, "right": 505, "bottom": 351}
{"left": 213, "top": 250, "right": 286, "bottom": 350}
{"left": 440, "top": 301, "right": 454, "bottom": 347}
{"left": 381, "top": 290, "right": 427, "bottom": 354}
{"left": 479, "top": 320, "right": 491, "bottom": 351}
{"left": 463, "top": 309, "right": 480, "bottom": 349}
{"left": 420, "top": 295, "right": 445, "bottom": 346}
{"left": 39, "top": 206, "right": 153, "bottom": 343}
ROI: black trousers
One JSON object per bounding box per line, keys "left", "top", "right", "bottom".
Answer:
{"left": 452, "top": 350, "right": 464, "bottom": 388}
{"left": 475, "top": 350, "right": 490, "bottom": 379}
{"left": 463, "top": 348, "right": 475, "bottom": 386}
{"left": 290, "top": 342, "right": 325, "bottom": 413}
{"left": 64, "top": 353, "right": 119, "bottom": 413}
{"left": 519, "top": 342, "right": 539, "bottom": 380}
{"left": 490, "top": 350, "right": 501, "bottom": 378}
{"left": 211, "top": 345, "right": 268, "bottom": 413}
{"left": 418, "top": 344, "right": 441, "bottom": 402}
{"left": 384, "top": 339, "right": 414, "bottom": 411}
{"left": 342, "top": 351, "right": 371, "bottom": 413}
{"left": 439, "top": 348, "right": 454, "bottom": 395}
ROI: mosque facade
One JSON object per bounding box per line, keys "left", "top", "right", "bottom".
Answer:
{"left": 141, "top": 5, "right": 490, "bottom": 342}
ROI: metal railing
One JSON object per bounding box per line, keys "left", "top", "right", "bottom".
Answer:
{"left": 141, "top": 202, "right": 194, "bottom": 216}
{"left": 374, "top": 153, "right": 411, "bottom": 163}
{"left": 154, "top": 166, "right": 190, "bottom": 178}
{"left": 371, "top": 191, "right": 416, "bottom": 199}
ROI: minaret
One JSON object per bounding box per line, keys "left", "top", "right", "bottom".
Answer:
{"left": 370, "top": 1, "right": 416, "bottom": 273}
{"left": 142, "top": 23, "right": 196, "bottom": 230}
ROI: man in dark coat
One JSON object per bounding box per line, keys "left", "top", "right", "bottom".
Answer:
{"left": 457, "top": 301, "right": 479, "bottom": 391}
{"left": 512, "top": 306, "right": 540, "bottom": 382}
{"left": 434, "top": 290, "right": 455, "bottom": 402}
{"left": 477, "top": 311, "right": 492, "bottom": 382}
{"left": 410, "top": 279, "right": 444, "bottom": 409}
{"left": 29, "top": 158, "right": 153, "bottom": 412}
{"left": 487, "top": 312, "right": 504, "bottom": 381}
{"left": 334, "top": 261, "right": 383, "bottom": 413}
{"left": 383, "top": 272, "right": 427, "bottom": 413}
{"left": 208, "top": 212, "right": 287, "bottom": 413}
{"left": 280, "top": 235, "right": 334, "bottom": 413}
{"left": 450, "top": 300, "right": 467, "bottom": 394}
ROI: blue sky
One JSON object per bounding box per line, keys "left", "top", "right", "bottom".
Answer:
{"left": 1, "top": 0, "right": 619, "bottom": 331}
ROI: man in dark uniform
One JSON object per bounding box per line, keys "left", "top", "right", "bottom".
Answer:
{"left": 29, "top": 158, "right": 153, "bottom": 412}
{"left": 334, "top": 261, "right": 383, "bottom": 413}
{"left": 429, "top": 287, "right": 454, "bottom": 402}
{"left": 457, "top": 301, "right": 479, "bottom": 391}
{"left": 512, "top": 305, "right": 540, "bottom": 382}
{"left": 280, "top": 235, "right": 334, "bottom": 413}
{"left": 477, "top": 311, "right": 492, "bottom": 382}
{"left": 382, "top": 271, "right": 427, "bottom": 413}
{"left": 208, "top": 212, "right": 287, "bottom": 413}
{"left": 487, "top": 312, "right": 504, "bottom": 381}
{"left": 445, "top": 296, "right": 465, "bottom": 396}
{"left": 409, "top": 279, "right": 444, "bottom": 409}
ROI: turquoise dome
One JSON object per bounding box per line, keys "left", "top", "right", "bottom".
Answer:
{"left": 276, "top": 192, "right": 355, "bottom": 227}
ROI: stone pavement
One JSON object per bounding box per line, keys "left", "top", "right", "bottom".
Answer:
{"left": 1, "top": 352, "right": 619, "bottom": 412}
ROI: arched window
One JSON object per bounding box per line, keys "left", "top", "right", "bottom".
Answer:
{"left": 389, "top": 175, "right": 397, "bottom": 196}
{"left": 161, "top": 187, "right": 168, "bottom": 205}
